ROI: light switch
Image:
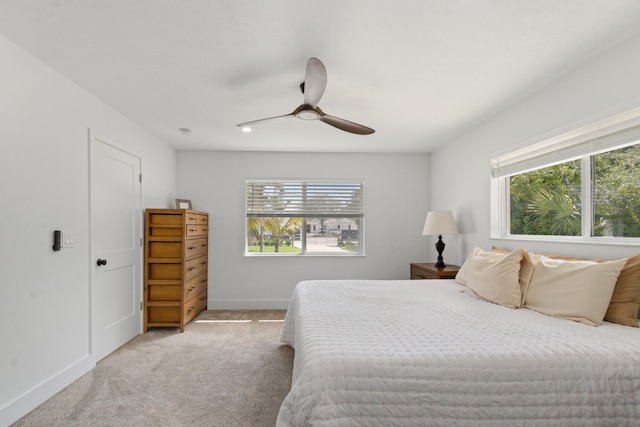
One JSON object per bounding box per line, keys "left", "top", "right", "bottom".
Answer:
{"left": 62, "top": 231, "right": 76, "bottom": 248}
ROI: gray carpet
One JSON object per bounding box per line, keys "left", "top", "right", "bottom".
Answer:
{"left": 13, "top": 310, "right": 294, "bottom": 427}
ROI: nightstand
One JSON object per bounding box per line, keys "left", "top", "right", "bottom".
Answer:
{"left": 410, "top": 263, "right": 460, "bottom": 280}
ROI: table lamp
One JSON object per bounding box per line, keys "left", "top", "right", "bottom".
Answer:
{"left": 422, "top": 210, "right": 459, "bottom": 268}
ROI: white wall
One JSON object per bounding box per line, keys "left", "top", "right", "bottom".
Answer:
{"left": 177, "top": 151, "right": 430, "bottom": 309}
{"left": 0, "top": 36, "right": 176, "bottom": 426}
{"left": 430, "top": 32, "right": 640, "bottom": 264}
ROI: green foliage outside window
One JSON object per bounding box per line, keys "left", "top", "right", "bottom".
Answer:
{"left": 592, "top": 145, "right": 640, "bottom": 237}
{"left": 509, "top": 144, "right": 640, "bottom": 237}
{"left": 510, "top": 160, "right": 581, "bottom": 236}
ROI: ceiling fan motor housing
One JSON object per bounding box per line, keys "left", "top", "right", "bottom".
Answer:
{"left": 297, "top": 109, "right": 320, "bottom": 120}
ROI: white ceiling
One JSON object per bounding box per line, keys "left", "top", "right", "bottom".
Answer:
{"left": 2, "top": 1, "right": 640, "bottom": 153}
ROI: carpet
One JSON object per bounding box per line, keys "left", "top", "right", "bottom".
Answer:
{"left": 13, "top": 310, "right": 293, "bottom": 427}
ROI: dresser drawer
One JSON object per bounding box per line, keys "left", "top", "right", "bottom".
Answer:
{"left": 410, "top": 263, "right": 460, "bottom": 280}
{"left": 411, "top": 268, "right": 437, "bottom": 280}
{"left": 185, "top": 213, "right": 208, "bottom": 225}
{"left": 185, "top": 238, "right": 208, "bottom": 259}
{"left": 186, "top": 224, "right": 208, "bottom": 237}
{"left": 184, "top": 273, "right": 207, "bottom": 301}
{"left": 185, "top": 255, "right": 208, "bottom": 281}
{"left": 184, "top": 290, "right": 207, "bottom": 323}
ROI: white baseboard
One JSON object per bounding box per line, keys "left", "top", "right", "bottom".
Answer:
{"left": 0, "top": 355, "right": 95, "bottom": 427}
{"left": 207, "top": 298, "right": 290, "bottom": 310}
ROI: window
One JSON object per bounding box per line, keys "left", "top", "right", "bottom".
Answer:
{"left": 492, "top": 108, "right": 640, "bottom": 241}
{"left": 509, "top": 160, "right": 582, "bottom": 236}
{"left": 246, "top": 180, "right": 364, "bottom": 255}
{"left": 591, "top": 145, "right": 640, "bottom": 237}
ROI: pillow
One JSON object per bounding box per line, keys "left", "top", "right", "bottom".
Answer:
{"left": 609, "top": 254, "right": 640, "bottom": 326}
{"left": 491, "top": 246, "right": 537, "bottom": 306}
{"left": 455, "top": 247, "right": 504, "bottom": 285}
{"left": 535, "top": 252, "right": 639, "bottom": 327}
{"left": 466, "top": 249, "right": 524, "bottom": 308}
{"left": 493, "top": 247, "right": 640, "bottom": 327}
{"left": 524, "top": 256, "right": 628, "bottom": 326}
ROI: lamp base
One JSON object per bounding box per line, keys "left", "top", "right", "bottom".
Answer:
{"left": 434, "top": 235, "right": 446, "bottom": 268}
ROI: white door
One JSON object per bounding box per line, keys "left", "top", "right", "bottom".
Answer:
{"left": 90, "top": 131, "right": 142, "bottom": 361}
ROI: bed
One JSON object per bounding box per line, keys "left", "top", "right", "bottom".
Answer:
{"left": 277, "top": 250, "right": 640, "bottom": 426}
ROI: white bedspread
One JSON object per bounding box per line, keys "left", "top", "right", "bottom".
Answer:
{"left": 277, "top": 280, "right": 640, "bottom": 427}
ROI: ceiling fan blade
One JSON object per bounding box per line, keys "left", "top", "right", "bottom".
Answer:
{"left": 303, "top": 57, "right": 327, "bottom": 107}
{"left": 318, "top": 111, "right": 375, "bottom": 135}
{"left": 236, "top": 112, "right": 296, "bottom": 128}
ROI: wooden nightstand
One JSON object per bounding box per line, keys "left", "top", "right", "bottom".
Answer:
{"left": 410, "top": 263, "right": 460, "bottom": 280}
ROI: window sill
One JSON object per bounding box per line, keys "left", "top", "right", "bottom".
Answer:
{"left": 244, "top": 252, "right": 365, "bottom": 257}
{"left": 491, "top": 234, "right": 640, "bottom": 247}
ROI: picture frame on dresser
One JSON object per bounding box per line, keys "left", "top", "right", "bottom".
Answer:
{"left": 175, "top": 198, "right": 192, "bottom": 209}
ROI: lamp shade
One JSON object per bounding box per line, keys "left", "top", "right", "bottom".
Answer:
{"left": 422, "top": 210, "right": 459, "bottom": 236}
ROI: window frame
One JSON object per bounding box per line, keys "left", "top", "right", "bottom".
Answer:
{"left": 244, "top": 179, "right": 365, "bottom": 257}
{"left": 491, "top": 109, "right": 640, "bottom": 245}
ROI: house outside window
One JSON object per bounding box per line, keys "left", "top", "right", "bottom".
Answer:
{"left": 246, "top": 180, "right": 364, "bottom": 255}
{"left": 491, "top": 109, "right": 640, "bottom": 242}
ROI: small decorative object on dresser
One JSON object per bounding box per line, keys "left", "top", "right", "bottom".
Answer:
{"left": 175, "top": 198, "right": 192, "bottom": 209}
{"left": 144, "top": 208, "right": 208, "bottom": 332}
{"left": 410, "top": 262, "right": 460, "bottom": 280}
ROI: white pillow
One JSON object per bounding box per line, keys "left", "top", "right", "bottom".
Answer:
{"left": 524, "top": 256, "right": 628, "bottom": 326}
{"left": 465, "top": 249, "right": 524, "bottom": 308}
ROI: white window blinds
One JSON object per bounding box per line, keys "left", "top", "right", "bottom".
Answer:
{"left": 246, "top": 180, "right": 364, "bottom": 218}
{"left": 491, "top": 107, "right": 640, "bottom": 178}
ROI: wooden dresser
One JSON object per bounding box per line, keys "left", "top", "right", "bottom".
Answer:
{"left": 144, "top": 209, "right": 209, "bottom": 332}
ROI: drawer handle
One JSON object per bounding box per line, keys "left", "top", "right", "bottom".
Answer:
{"left": 188, "top": 246, "right": 196, "bottom": 250}
{"left": 189, "top": 217, "right": 196, "bottom": 220}
{"left": 189, "top": 286, "right": 196, "bottom": 291}
{"left": 200, "top": 296, "right": 206, "bottom": 301}
{"left": 201, "top": 261, "right": 207, "bottom": 265}
{"left": 201, "top": 279, "right": 207, "bottom": 283}
{"left": 188, "top": 266, "right": 197, "bottom": 271}
{"left": 417, "top": 274, "right": 425, "bottom": 279}
{"left": 188, "top": 228, "right": 196, "bottom": 232}
{"left": 201, "top": 243, "right": 207, "bottom": 247}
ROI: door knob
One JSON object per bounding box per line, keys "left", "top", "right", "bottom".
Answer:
{"left": 96, "top": 259, "right": 108, "bottom": 266}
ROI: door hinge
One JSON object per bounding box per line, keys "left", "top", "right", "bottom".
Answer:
{"left": 139, "top": 173, "right": 142, "bottom": 183}
{"left": 140, "top": 302, "right": 143, "bottom": 311}
{"left": 140, "top": 237, "right": 143, "bottom": 247}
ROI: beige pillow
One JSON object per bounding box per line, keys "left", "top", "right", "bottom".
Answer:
{"left": 528, "top": 251, "right": 640, "bottom": 327}
{"left": 455, "top": 247, "right": 504, "bottom": 285}
{"left": 491, "top": 246, "right": 537, "bottom": 306}
{"left": 466, "top": 249, "right": 523, "bottom": 308}
{"left": 524, "top": 256, "right": 628, "bottom": 326}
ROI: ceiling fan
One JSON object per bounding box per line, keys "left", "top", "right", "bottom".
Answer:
{"left": 237, "top": 57, "right": 375, "bottom": 135}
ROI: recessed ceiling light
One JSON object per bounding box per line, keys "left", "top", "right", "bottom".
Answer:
{"left": 178, "top": 127, "right": 192, "bottom": 136}
{"left": 241, "top": 127, "right": 252, "bottom": 133}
